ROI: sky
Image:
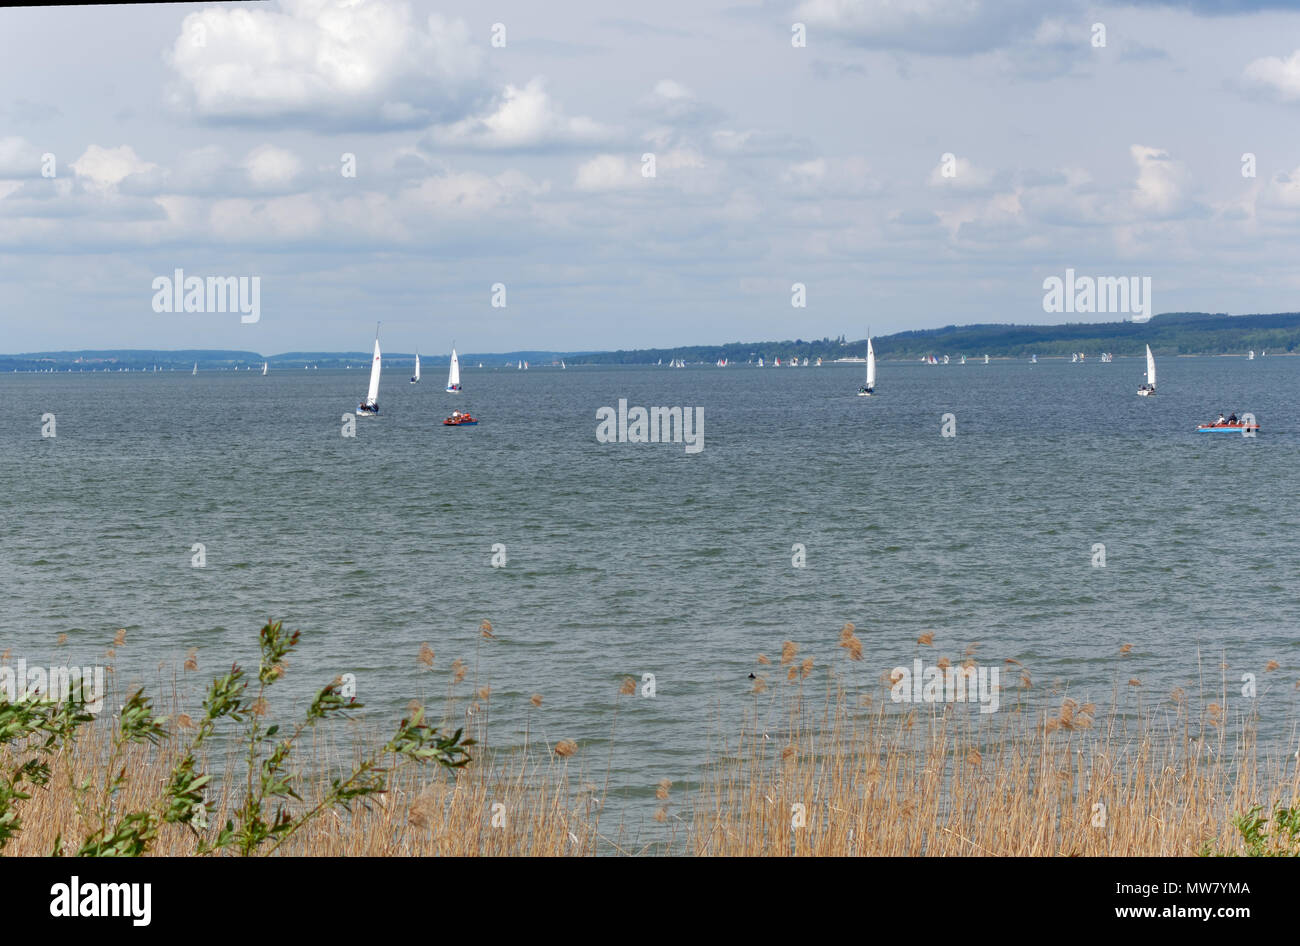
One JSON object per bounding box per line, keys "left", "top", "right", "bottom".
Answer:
{"left": 3, "top": 0, "right": 1300, "bottom": 355}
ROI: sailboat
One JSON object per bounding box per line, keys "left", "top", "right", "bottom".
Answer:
{"left": 356, "top": 325, "right": 382, "bottom": 415}
{"left": 1137, "top": 344, "right": 1156, "bottom": 396}
{"left": 1248, "top": 350, "right": 1255, "bottom": 360}
{"left": 262, "top": 361, "right": 268, "bottom": 376}
{"left": 757, "top": 357, "right": 764, "bottom": 367}
{"left": 815, "top": 357, "right": 822, "bottom": 366}
{"left": 1030, "top": 354, "right": 1037, "bottom": 364}
{"left": 942, "top": 355, "right": 950, "bottom": 365}
{"left": 984, "top": 354, "right": 989, "bottom": 365}
{"left": 410, "top": 352, "right": 421, "bottom": 384}
{"left": 858, "top": 337, "right": 876, "bottom": 396}
{"left": 960, "top": 355, "right": 966, "bottom": 365}
{"left": 446, "top": 347, "right": 461, "bottom": 392}
{"left": 562, "top": 360, "right": 567, "bottom": 369}
{"left": 192, "top": 362, "right": 197, "bottom": 375}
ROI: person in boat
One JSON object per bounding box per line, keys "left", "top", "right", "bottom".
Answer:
{"left": 1228, "top": 412, "right": 1238, "bottom": 425}
{"left": 1216, "top": 413, "right": 1226, "bottom": 425}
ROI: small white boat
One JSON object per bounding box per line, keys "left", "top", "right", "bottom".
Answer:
{"left": 984, "top": 354, "right": 989, "bottom": 365}
{"left": 1248, "top": 350, "right": 1255, "bottom": 360}
{"left": 410, "top": 351, "right": 421, "bottom": 384}
{"left": 1137, "top": 344, "right": 1156, "bottom": 396}
{"left": 1030, "top": 354, "right": 1037, "bottom": 364}
{"left": 858, "top": 336, "right": 876, "bottom": 396}
{"left": 815, "top": 357, "right": 822, "bottom": 366}
{"left": 446, "top": 347, "right": 461, "bottom": 392}
{"left": 262, "top": 361, "right": 268, "bottom": 376}
{"left": 757, "top": 357, "right": 764, "bottom": 367}
{"left": 960, "top": 354, "right": 966, "bottom": 365}
{"left": 357, "top": 325, "right": 382, "bottom": 415}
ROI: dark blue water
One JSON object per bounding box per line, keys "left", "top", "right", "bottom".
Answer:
{"left": 2, "top": 355, "right": 1297, "bottom": 826}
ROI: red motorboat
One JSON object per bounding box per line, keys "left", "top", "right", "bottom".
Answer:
{"left": 443, "top": 411, "right": 478, "bottom": 426}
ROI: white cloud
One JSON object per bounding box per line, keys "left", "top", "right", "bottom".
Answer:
{"left": 1241, "top": 49, "right": 1300, "bottom": 102}
{"left": 426, "top": 78, "right": 614, "bottom": 151}
{"left": 242, "top": 145, "right": 302, "bottom": 188}
{"left": 167, "top": 0, "right": 487, "bottom": 129}
{"left": 575, "top": 154, "right": 637, "bottom": 191}
{"left": 0, "top": 137, "right": 43, "bottom": 179}
{"left": 783, "top": 156, "right": 880, "bottom": 196}
{"left": 70, "top": 145, "right": 157, "bottom": 191}
{"left": 1130, "top": 144, "right": 1191, "bottom": 217}
{"left": 927, "top": 154, "right": 992, "bottom": 190}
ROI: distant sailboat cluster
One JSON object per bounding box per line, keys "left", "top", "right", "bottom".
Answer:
{"left": 353, "top": 327, "right": 477, "bottom": 425}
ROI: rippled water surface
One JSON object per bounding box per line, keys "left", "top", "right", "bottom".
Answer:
{"left": 2, "top": 356, "right": 1297, "bottom": 833}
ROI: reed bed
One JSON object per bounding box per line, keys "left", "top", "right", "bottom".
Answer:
{"left": 3, "top": 624, "right": 1296, "bottom": 856}
{"left": 693, "top": 630, "right": 1300, "bottom": 856}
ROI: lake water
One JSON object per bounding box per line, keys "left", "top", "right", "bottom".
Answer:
{"left": 2, "top": 356, "right": 1297, "bottom": 833}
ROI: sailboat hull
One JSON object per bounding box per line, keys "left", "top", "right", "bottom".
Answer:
{"left": 1137, "top": 389, "right": 1155, "bottom": 397}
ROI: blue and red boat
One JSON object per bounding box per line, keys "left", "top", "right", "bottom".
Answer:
{"left": 1195, "top": 421, "right": 1259, "bottom": 433}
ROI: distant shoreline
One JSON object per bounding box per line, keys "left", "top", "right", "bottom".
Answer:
{"left": 4, "top": 310, "right": 1298, "bottom": 370}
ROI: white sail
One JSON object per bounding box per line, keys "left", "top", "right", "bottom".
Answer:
{"left": 446, "top": 348, "right": 461, "bottom": 391}
{"left": 365, "top": 338, "right": 382, "bottom": 406}
{"left": 866, "top": 337, "right": 876, "bottom": 389}
{"left": 984, "top": 354, "right": 989, "bottom": 364}
{"left": 262, "top": 361, "right": 268, "bottom": 375}
{"left": 192, "top": 362, "right": 197, "bottom": 375}
{"left": 414, "top": 352, "right": 421, "bottom": 381}
{"left": 1145, "top": 344, "right": 1156, "bottom": 388}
